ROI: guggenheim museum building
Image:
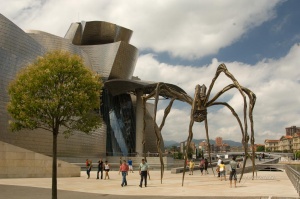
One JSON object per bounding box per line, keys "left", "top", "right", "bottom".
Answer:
{"left": 0, "top": 14, "right": 186, "bottom": 159}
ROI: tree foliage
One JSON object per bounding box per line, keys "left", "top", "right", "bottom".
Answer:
{"left": 7, "top": 50, "right": 103, "bottom": 199}
{"left": 295, "top": 151, "right": 300, "bottom": 159}
{"left": 184, "top": 146, "right": 194, "bottom": 159}
{"left": 256, "top": 145, "right": 265, "bottom": 152}
{"left": 7, "top": 50, "right": 102, "bottom": 135}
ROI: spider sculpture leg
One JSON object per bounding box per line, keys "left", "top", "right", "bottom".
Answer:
{"left": 243, "top": 87, "right": 257, "bottom": 181}
{"left": 183, "top": 84, "right": 212, "bottom": 186}
{"left": 142, "top": 83, "right": 192, "bottom": 184}
{"left": 210, "top": 101, "right": 250, "bottom": 182}
{"left": 212, "top": 85, "right": 257, "bottom": 181}
{"left": 204, "top": 63, "right": 256, "bottom": 183}
{"left": 204, "top": 118, "right": 215, "bottom": 176}
{"left": 182, "top": 112, "right": 194, "bottom": 186}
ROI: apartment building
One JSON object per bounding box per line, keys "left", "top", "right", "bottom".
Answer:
{"left": 265, "top": 126, "right": 300, "bottom": 152}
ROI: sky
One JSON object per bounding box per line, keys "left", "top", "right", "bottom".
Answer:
{"left": 1, "top": 0, "right": 300, "bottom": 145}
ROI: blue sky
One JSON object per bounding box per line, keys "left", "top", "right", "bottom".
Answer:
{"left": 1, "top": 0, "right": 300, "bottom": 144}
{"left": 151, "top": 0, "right": 300, "bottom": 66}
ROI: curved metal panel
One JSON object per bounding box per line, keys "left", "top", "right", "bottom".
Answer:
{"left": 80, "top": 42, "right": 138, "bottom": 79}
{"left": 0, "top": 14, "right": 106, "bottom": 158}
{"left": 0, "top": 14, "right": 156, "bottom": 158}
{"left": 108, "top": 41, "right": 138, "bottom": 80}
{"left": 27, "top": 30, "right": 92, "bottom": 68}
{"left": 105, "top": 79, "right": 187, "bottom": 98}
{"left": 65, "top": 21, "right": 133, "bottom": 45}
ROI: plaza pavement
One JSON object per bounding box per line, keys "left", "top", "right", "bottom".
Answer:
{"left": 0, "top": 169, "right": 299, "bottom": 199}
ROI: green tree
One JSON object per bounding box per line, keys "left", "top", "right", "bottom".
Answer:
{"left": 184, "top": 146, "right": 194, "bottom": 159}
{"left": 256, "top": 145, "right": 265, "bottom": 152}
{"left": 173, "top": 152, "right": 183, "bottom": 159}
{"left": 7, "top": 51, "right": 103, "bottom": 199}
{"left": 295, "top": 151, "right": 300, "bottom": 160}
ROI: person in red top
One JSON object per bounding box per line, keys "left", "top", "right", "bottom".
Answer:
{"left": 85, "top": 159, "right": 92, "bottom": 179}
{"left": 119, "top": 160, "right": 129, "bottom": 187}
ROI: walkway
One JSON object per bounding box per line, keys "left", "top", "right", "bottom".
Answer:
{"left": 0, "top": 169, "right": 298, "bottom": 199}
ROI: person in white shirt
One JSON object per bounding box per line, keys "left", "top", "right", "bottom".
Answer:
{"left": 217, "top": 157, "right": 222, "bottom": 177}
{"left": 138, "top": 159, "right": 149, "bottom": 188}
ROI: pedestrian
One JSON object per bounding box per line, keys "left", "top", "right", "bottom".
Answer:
{"left": 219, "top": 160, "right": 226, "bottom": 181}
{"left": 104, "top": 160, "right": 110, "bottom": 180}
{"left": 97, "top": 158, "right": 104, "bottom": 179}
{"left": 139, "top": 159, "right": 149, "bottom": 188}
{"left": 217, "top": 157, "right": 222, "bottom": 177}
{"left": 86, "top": 159, "right": 93, "bottom": 179}
{"left": 199, "top": 158, "right": 204, "bottom": 175}
{"left": 204, "top": 158, "right": 209, "bottom": 174}
{"left": 86, "top": 159, "right": 90, "bottom": 179}
{"left": 229, "top": 157, "right": 238, "bottom": 188}
{"left": 128, "top": 158, "right": 134, "bottom": 173}
{"left": 119, "top": 160, "right": 129, "bottom": 187}
{"left": 237, "top": 160, "right": 241, "bottom": 168}
{"left": 189, "top": 159, "right": 195, "bottom": 175}
{"left": 119, "top": 157, "right": 123, "bottom": 165}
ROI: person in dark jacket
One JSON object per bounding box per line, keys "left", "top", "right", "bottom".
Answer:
{"left": 97, "top": 158, "right": 104, "bottom": 179}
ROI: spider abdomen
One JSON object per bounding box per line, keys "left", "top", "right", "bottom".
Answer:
{"left": 193, "top": 109, "right": 207, "bottom": 122}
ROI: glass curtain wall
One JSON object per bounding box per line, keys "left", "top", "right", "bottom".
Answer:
{"left": 101, "top": 89, "right": 136, "bottom": 156}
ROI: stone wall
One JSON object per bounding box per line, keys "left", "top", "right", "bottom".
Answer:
{"left": 0, "top": 141, "right": 80, "bottom": 178}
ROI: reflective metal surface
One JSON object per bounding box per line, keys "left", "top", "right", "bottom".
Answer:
{"left": 0, "top": 14, "right": 159, "bottom": 158}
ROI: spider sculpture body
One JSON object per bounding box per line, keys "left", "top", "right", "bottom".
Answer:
{"left": 141, "top": 63, "right": 256, "bottom": 186}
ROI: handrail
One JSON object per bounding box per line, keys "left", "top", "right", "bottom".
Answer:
{"left": 285, "top": 165, "right": 300, "bottom": 196}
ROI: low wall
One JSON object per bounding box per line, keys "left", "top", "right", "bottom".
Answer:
{"left": 71, "top": 156, "right": 178, "bottom": 171}
{"left": 0, "top": 141, "right": 80, "bottom": 178}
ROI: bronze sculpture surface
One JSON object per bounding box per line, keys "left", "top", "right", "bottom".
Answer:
{"left": 141, "top": 63, "right": 256, "bottom": 185}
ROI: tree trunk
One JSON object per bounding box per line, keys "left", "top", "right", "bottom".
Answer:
{"left": 52, "top": 131, "right": 58, "bottom": 199}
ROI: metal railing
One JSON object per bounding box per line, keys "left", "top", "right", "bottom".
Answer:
{"left": 285, "top": 164, "right": 300, "bottom": 196}
{"left": 105, "top": 152, "right": 173, "bottom": 157}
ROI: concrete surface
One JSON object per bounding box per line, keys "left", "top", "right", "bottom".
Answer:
{"left": 0, "top": 169, "right": 299, "bottom": 199}
{"left": 0, "top": 141, "right": 80, "bottom": 178}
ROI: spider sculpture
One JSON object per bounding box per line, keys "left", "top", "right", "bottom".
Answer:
{"left": 141, "top": 63, "right": 256, "bottom": 186}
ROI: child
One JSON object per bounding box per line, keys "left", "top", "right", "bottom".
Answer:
{"left": 189, "top": 159, "right": 195, "bottom": 175}
{"left": 104, "top": 160, "right": 110, "bottom": 180}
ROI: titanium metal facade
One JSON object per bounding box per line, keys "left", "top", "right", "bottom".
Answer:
{"left": 0, "top": 14, "right": 163, "bottom": 158}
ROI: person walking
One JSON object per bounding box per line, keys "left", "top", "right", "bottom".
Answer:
{"left": 138, "top": 159, "right": 149, "bottom": 188}
{"left": 104, "top": 160, "right": 110, "bottom": 180}
{"left": 119, "top": 160, "right": 129, "bottom": 187}
{"left": 237, "top": 160, "right": 241, "bottom": 168}
{"left": 229, "top": 157, "right": 238, "bottom": 188}
{"left": 204, "top": 158, "right": 209, "bottom": 174}
{"left": 189, "top": 159, "right": 195, "bottom": 175}
{"left": 86, "top": 159, "right": 92, "bottom": 179}
{"left": 199, "top": 158, "right": 205, "bottom": 175}
{"left": 128, "top": 158, "right": 134, "bottom": 173}
{"left": 97, "top": 158, "right": 104, "bottom": 179}
{"left": 217, "top": 157, "right": 222, "bottom": 177}
{"left": 219, "top": 160, "right": 226, "bottom": 181}
{"left": 86, "top": 159, "right": 90, "bottom": 179}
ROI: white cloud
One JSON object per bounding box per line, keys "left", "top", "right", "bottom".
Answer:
{"left": 1, "top": 0, "right": 282, "bottom": 60}
{"left": 134, "top": 43, "right": 300, "bottom": 144}
{"left": 1, "top": 0, "right": 296, "bottom": 145}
